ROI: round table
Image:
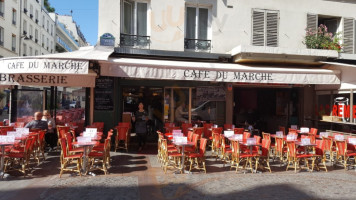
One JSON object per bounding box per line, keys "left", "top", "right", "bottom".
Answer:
{"left": 173, "top": 141, "right": 194, "bottom": 174}
{"left": 72, "top": 141, "right": 98, "bottom": 175}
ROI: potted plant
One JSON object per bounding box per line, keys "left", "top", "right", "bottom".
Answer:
{"left": 303, "top": 24, "right": 342, "bottom": 52}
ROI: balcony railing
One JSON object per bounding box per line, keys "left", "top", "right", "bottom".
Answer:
{"left": 184, "top": 38, "right": 211, "bottom": 51}
{"left": 120, "top": 33, "right": 150, "bottom": 49}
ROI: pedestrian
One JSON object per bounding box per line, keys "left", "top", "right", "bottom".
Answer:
{"left": 132, "top": 102, "right": 148, "bottom": 152}
{"left": 42, "top": 110, "right": 57, "bottom": 151}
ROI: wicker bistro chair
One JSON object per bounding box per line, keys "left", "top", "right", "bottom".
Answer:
{"left": 314, "top": 139, "right": 328, "bottom": 172}
{"left": 286, "top": 141, "right": 316, "bottom": 173}
{"left": 59, "top": 138, "right": 83, "bottom": 178}
{"left": 335, "top": 140, "right": 356, "bottom": 170}
{"left": 230, "top": 140, "right": 255, "bottom": 173}
{"left": 210, "top": 127, "right": 223, "bottom": 151}
{"left": 161, "top": 139, "right": 181, "bottom": 173}
{"left": 115, "top": 126, "right": 129, "bottom": 152}
{"left": 57, "top": 126, "right": 70, "bottom": 147}
{"left": 233, "top": 128, "right": 244, "bottom": 135}
{"left": 255, "top": 139, "right": 272, "bottom": 172}
{"left": 219, "top": 134, "right": 232, "bottom": 166}
{"left": 181, "top": 123, "right": 193, "bottom": 136}
{"left": 4, "top": 137, "right": 35, "bottom": 176}
{"left": 88, "top": 139, "right": 110, "bottom": 175}
{"left": 186, "top": 138, "right": 208, "bottom": 173}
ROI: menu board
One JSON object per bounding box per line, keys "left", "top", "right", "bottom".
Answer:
{"left": 196, "top": 86, "right": 226, "bottom": 103}
{"left": 94, "top": 77, "right": 114, "bottom": 110}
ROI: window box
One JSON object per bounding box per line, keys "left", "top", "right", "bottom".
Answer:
{"left": 0, "top": 12, "right": 4, "bottom": 17}
{"left": 184, "top": 38, "right": 211, "bottom": 51}
{"left": 12, "top": 47, "right": 16, "bottom": 52}
{"left": 0, "top": 41, "right": 3, "bottom": 46}
{"left": 24, "top": 8, "right": 28, "bottom": 13}
{"left": 35, "top": 19, "right": 38, "bottom": 24}
{"left": 23, "top": 30, "right": 27, "bottom": 35}
{"left": 12, "top": 20, "right": 16, "bottom": 25}
{"left": 35, "top": 39, "right": 38, "bottom": 43}
{"left": 120, "top": 33, "right": 150, "bottom": 49}
{"left": 29, "top": 35, "right": 33, "bottom": 39}
{"left": 23, "top": 54, "right": 27, "bottom": 56}
{"left": 30, "top": 14, "right": 33, "bottom": 19}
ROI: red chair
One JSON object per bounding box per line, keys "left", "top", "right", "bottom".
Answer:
{"left": 64, "top": 132, "right": 84, "bottom": 155}
{"left": 15, "top": 122, "right": 25, "bottom": 128}
{"left": 5, "top": 136, "right": 35, "bottom": 176}
{"left": 181, "top": 123, "right": 192, "bottom": 136}
{"left": 59, "top": 138, "right": 82, "bottom": 178}
{"left": 203, "top": 123, "right": 212, "bottom": 139}
{"left": 310, "top": 128, "right": 318, "bottom": 135}
{"left": 193, "top": 127, "right": 204, "bottom": 139}
{"left": 286, "top": 141, "right": 315, "bottom": 173}
{"left": 88, "top": 139, "right": 110, "bottom": 175}
{"left": 187, "top": 131, "right": 194, "bottom": 142}
{"left": 230, "top": 140, "right": 255, "bottom": 173}
{"left": 255, "top": 139, "right": 272, "bottom": 172}
{"left": 314, "top": 139, "right": 327, "bottom": 172}
{"left": 115, "top": 126, "right": 129, "bottom": 152}
{"left": 57, "top": 126, "right": 70, "bottom": 147}
{"left": 186, "top": 138, "right": 208, "bottom": 173}
{"left": 185, "top": 134, "right": 199, "bottom": 153}
{"left": 164, "top": 122, "right": 175, "bottom": 128}
{"left": 233, "top": 128, "right": 244, "bottom": 135}
{"left": 335, "top": 140, "right": 356, "bottom": 170}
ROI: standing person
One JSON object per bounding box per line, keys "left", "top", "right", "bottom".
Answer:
{"left": 25, "top": 112, "right": 48, "bottom": 130}
{"left": 42, "top": 110, "right": 57, "bottom": 151}
{"left": 132, "top": 102, "right": 148, "bottom": 152}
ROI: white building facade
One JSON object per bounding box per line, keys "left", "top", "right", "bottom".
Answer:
{"left": 94, "top": 0, "right": 356, "bottom": 133}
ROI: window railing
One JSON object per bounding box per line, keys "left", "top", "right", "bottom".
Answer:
{"left": 12, "top": 47, "right": 16, "bottom": 52}
{"left": 24, "top": 8, "right": 28, "bottom": 13}
{"left": 184, "top": 38, "right": 211, "bottom": 51}
{"left": 0, "top": 12, "right": 4, "bottom": 17}
{"left": 12, "top": 20, "right": 16, "bottom": 25}
{"left": 0, "top": 41, "right": 3, "bottom": 46}
{"left": 30, "top": 14, "right": 33, "bottom": 19}
{"left": 120, "top": 33, "right": 150, "bottom": 49}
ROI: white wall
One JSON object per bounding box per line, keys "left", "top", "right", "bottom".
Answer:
{"left": 98, "top": 0, "right": 356, "bottom": 53}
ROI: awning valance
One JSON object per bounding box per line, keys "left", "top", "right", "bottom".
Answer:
{"left": 100, "top": 58, "right": 341, "bottom": 85}
{"left": 0, "top": 70, "right": 97, "bottom": 87}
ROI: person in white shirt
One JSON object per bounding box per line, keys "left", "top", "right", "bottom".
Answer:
{"left": 42, "top": 110, "right": 57, "bottom": 151}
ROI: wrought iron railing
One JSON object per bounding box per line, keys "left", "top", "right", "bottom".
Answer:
{"left": 120, "top": 33, "right": 150, "bottom": 49}
{"left": 184, "top": 38, "right": 211, "bottom": 51}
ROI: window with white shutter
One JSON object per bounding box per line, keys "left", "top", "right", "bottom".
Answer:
{"left": 252, "top": 9, "right": 279, "bottom": 47}
{"left": 343, "top": 17, "right": 354, "bottom": 54}
{"left": 307, "top": 13, "right": 317, "bottom": 32}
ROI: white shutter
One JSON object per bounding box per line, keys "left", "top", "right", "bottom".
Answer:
{"left": 266, "top": 11, "right": 279, "bottom": 47}
{"left": 252, "top": 9, "right": 265, "bottom": 46}
{"left": 307, "top": 13, "right": 317, "bottom": 32}
{"left": 343, "top": 17, "right": 354, "bottom": 54}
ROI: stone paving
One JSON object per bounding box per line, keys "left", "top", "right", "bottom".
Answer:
{"left": 1, "top": 144, "right": 356, "bottom": 200}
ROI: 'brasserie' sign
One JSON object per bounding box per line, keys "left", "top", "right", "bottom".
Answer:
{"left": 1, "top": 59, "right": 89, "bottom": 74}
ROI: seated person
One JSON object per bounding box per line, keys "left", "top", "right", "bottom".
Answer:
{"left": 175, "top": 102, "right": 188, "bottom": 123}
{"left": 25, "top": 112, "right": 48, "bottom": 131}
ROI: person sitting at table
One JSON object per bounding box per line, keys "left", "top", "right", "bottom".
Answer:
{"left": 25, "top": 112, "right": 48, "bottom": 131}
{"left": 42, "top": 110, "right": 57, "bottom": 151}
{"left": 175, "top": 102, "right": 188, "bottom": 124}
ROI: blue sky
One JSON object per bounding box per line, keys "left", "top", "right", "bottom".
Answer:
{"left": 50, "top": 0, "right": 98, "bottom": 46}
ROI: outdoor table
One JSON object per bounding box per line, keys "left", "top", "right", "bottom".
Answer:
{"left": 72, "top": 141, "right": 98, "bottom": 175}
{"left": 173, "top": 141, "right": 194, "bottom": 174}
{"left": 0, "top": 142, "right": 15, "bottom": 178}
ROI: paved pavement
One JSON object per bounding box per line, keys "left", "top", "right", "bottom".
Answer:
{"left": 1, "top": 143, "right": 356, "bottom": 200}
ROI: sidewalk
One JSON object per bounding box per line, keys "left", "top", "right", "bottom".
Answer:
{"left": 1, "top": 144, "right": 356, "bottom": 200}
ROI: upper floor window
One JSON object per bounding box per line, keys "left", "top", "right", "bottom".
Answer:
{"left": 120, "top": 0, "right": 150, "bottom": 48}
{"left": 35, "top": 50, "right": 38, "bottom": 55}
{"left": 12, "top": 9, "right": 17, "bottom": 25}
{"left": 30, "top": 4, "right": 33, "bottom": 19}
{"left": 23, "top": 43, "right": 27, "bottom": 56}
{"left": 24, "top": 0, "right": 28, "bottom": 13}
{"left": 0, "top": 26, "right": 4, "bottom": 46}
{"left": 35, "top": 10, "right": 39, "bottom": 23}
{"left": 42, "top": 15, "right": 45, "bottom": 28}
{"left": 51, "top": 24, "right": 53, "bottom": 36}
{"left": 185, "top": 6, "right": 211, "bottom": 51}
{"left": 0, "top": 0, "right": 4, "bottom": 17}
{"left": 12, "top": 34, "right": 16, "bottom": 51}
{"left": 29, "top": 24, "right": 33, "bottom": 39}
{"left": 35, "top": 29, "right": 38, "bottom": 43}
{"left": 252, "top": 9, "right": 279, "bottom": 47}
{"left": 23, "top": 20, "right": 27, "bottom": 34}
{"left": 47, "top": 20, "right": 49, "bottom": 32}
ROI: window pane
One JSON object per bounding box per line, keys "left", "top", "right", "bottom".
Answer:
{"left": 198, "top": 8, "right": 208, "bottom": 40}
{"left": 123, "top": 1, "right": 134, "bottom": 34}
{"left": 186, "top": 7, "right": 196, "bottom": 39}
{"left": 137, "top": 3, "right": 147, "bottom": 36}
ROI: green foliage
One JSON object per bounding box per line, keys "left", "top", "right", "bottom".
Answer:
{"left": 44, "top": 0, "right": 55, "bottom": 13}
{"left": 303, "top": 24, "right": 342, "bottom": 52}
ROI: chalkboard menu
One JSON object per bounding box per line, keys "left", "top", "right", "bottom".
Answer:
{"left": 95, "top": 77, "right": 114, "bottom": 110}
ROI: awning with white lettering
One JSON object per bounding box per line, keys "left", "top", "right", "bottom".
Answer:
{"left": 100, "top": 58, "right": 341, "bottom": 85}
{"left": 0, "top": 46, "right": 113, "bottom": 75}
